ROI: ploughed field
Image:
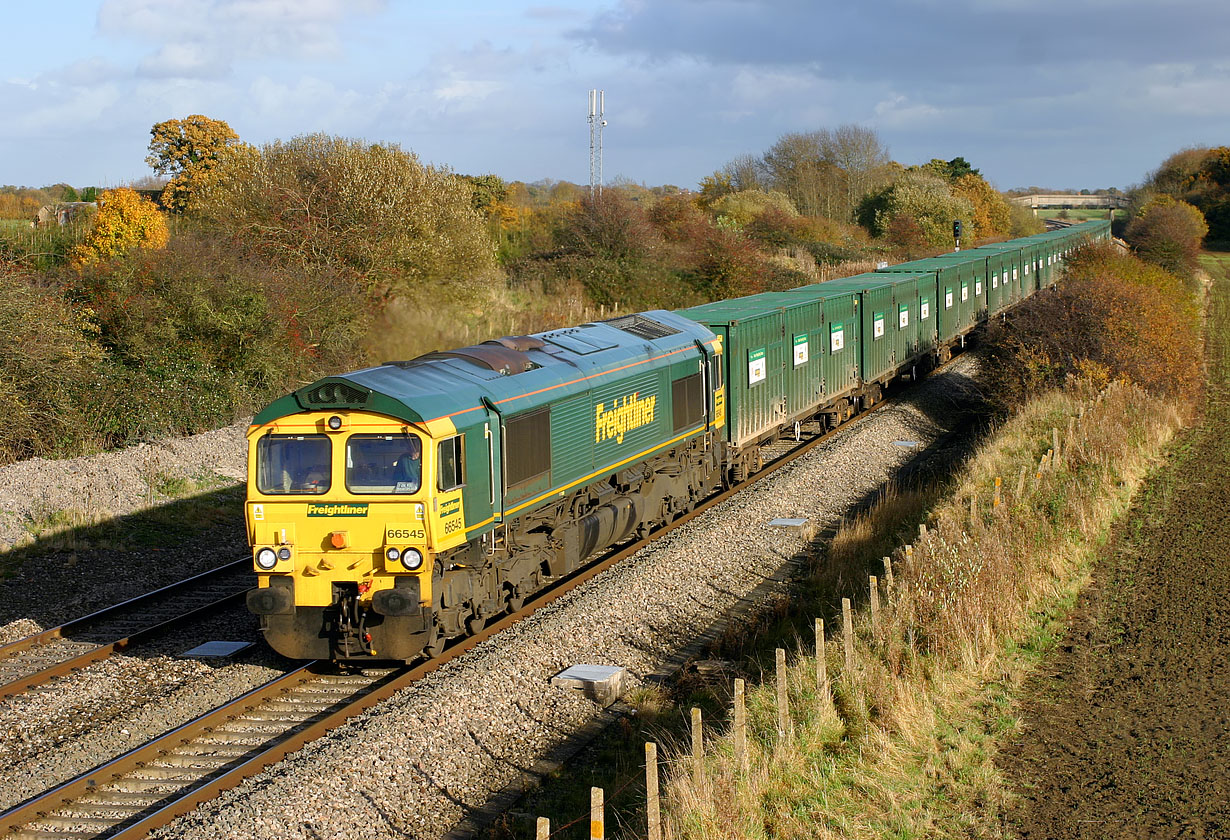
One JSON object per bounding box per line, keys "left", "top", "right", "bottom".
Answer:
{"left": 1001, "top": 259, "right": 1230, "bottom": 838}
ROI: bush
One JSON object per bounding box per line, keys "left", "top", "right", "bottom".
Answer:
{"left": 72, "top": 188, "right": 167, "bottom": 265}
{"left": 983, "top": 244, "right": 1200, "bottom": 411}
{"left": 45, "top": 236, "right": 372, "bottom": 451}
{"left": 193, "top": 134, "right": 497, "bottom": 301}
{"left": 1124, "top": 196, "right": 1208, "bottom": 278}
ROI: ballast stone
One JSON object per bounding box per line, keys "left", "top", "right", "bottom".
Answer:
{"left": 551, "top": 664, "right": 626, "bottom": 706}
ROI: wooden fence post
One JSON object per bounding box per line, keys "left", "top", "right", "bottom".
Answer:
{"left": 992, "top": 476, "right": 1002, "bottom": 509}
{"left": 815, "top": 618, "right": 828, "bottom": 699}
{"left": 918, "top": 523, "right": 927, "bottom": 540}
{"left": 646, "top": 742, "right": 660, "bottom": 840}
{"left": 1016, "top": 465, "right": 1027, "bottom": 499}
{"left": 590, "top": 787, "right": 604, "bottom": 840}
{"left": 1052, "top": 427, "right": 1060, "bottom": 461}
{"left": 775, "top": 648, "right": 789, "bottom": 738}
{"left": 536, "top": 817, "right": 549, "bottom": 840}
{"left": 691, "top": 707, "right": 703, "bottom": 786}
{"left": 869, "top": 576, "right": 880, "bottom": 634}
{"left": 882, "top": 556, "right": 894, "bottom": 599}
{"left": 842, "top": 597, "right": 854, "bottom": 678}
{"left": 734, "top": 679, "right": 747, "bottom": 773}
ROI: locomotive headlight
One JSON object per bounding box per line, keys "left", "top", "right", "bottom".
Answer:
{"left": 402, "top": 548, "right": 423, "bottom": 571}
{"left": 328, "top": 415, "right": 343, "bottom": 430}
{"left": 385, "top": 546, "right": 401, "bottom": 562}
{"left": 256, "top": 547, "right": 278, "bottom": 570}
{"left": 277, "top": 547, "right": 292, "bottom": 561}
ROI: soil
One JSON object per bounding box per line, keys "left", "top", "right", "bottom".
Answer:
{"left": 1000, "top": 269, "right": 1230, "bottom": 839}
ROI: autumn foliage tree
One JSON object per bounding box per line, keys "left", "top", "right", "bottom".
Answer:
{"left": 72, "top": 188, "right": 168, "bottom": 265}
{"left": 1124, "top": 195, "right": 1208, "bottom": 278}
{"left": 147, "top": 115, "right": 242, "bottom": 213}
{"left": 952, "top": 172, "right": 1012, "bottom": 239}
{"left": 192, "top": 133, "right": 497, "bottom": 301}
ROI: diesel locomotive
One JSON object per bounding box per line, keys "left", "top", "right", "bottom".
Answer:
{"left": 244, "top": 220, "right": 1112, "bottom": 662}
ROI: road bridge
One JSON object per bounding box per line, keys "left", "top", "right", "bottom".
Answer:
{"left": 1009, "top": 193, "right": 1130, "bottom": 210}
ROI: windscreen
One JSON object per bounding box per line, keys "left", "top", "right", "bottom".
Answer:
{"left": 346, "top": 434, "right": 422, "bottom": 494}
{"left": 256, "top": 434, "right": 331, "bottom": 494}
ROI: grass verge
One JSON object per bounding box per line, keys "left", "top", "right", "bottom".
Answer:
{"left": 662, "top": 377, "right": 1182, "bottom": 838}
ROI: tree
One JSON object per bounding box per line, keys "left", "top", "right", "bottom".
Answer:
{"left": 761, "top": 126, "right": 891, "bottom": 221}
{"left": 1124, "top": 196, "right": 1208, "bottom": 277}
{"left": 72, "top": 188, "right": 168, "bottom": 265}
{"left": 146, "top": 115, "right": 241, "bottom": 213}
{"left": 192, "top": 133, "right": 496, "bottom": 300}
{"left": 458, "top": 174, "right": 507, "bottom": 212}
{"left": 952, "top": 173, "right": 1012, "bottom": 239}
{"left": 762, "top": 131, "right": 839, "bottom": 217}
{"left": 922, "top": 156, "right": 980, "bottom": 181}
{"left": 824, "top": 124, "right": 892, "bottom": 220}
{"left": 857, "top": 171, "right": 974, "bottom": 249}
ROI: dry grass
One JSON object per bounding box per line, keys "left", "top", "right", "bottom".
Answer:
{"left": 365, "top": 279, "right": 636, "bottom": 363}
{"left": 661, "top": 378, "right": 1183, "bottom": 839}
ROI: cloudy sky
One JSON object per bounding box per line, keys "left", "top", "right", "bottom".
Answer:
{"left": 2, "top": 0, "right": 1228, "bottom": 192}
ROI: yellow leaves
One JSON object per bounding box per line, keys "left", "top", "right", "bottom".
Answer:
{"left": 953, "top": 173, "right": 1012, "bottom": 239}
{"left": 72, "top": 188, "right": 168, "bottom": 266}
{"left": 147, "top": 115, "right": 242, "bottom": 214}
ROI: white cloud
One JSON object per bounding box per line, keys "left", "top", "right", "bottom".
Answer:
{"left": 873, "top": 93, "right": 944, "bottom": 128}
{"left": 98, "top": 0, "right": 387, "bottom": 77}
{"left": 138, "top": 43, "right": 226, "bottom": 79}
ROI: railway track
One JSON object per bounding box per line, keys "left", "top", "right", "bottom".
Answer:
{"left": 0, "top": 560, "right": 252, "bottom": 700}
{"left": 0, "top": 372, "right": 917, "bottom": 839}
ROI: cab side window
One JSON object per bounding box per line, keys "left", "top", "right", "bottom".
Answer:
{"left": 437, "top": 436, "right": 464, "bottom": 491}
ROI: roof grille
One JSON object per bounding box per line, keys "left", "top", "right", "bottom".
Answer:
{"left": 298, "top": 380, "right": 369, "bottom": 409}
{"left": 601, "top": 314, "right": 681, "bottom": 340}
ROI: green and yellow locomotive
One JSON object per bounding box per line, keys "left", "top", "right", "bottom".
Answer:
{"left": 246, "top": 311, "right": 724, "bottom": 661}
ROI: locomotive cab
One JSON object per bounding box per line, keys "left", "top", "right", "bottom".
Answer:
{"left": 245, "top": 408, "right": 467, "bottom": 661}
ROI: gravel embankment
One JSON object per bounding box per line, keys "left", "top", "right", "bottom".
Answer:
{"left": 149, "top": 356, "right": 984, "bottom": 840}
{"left": 0, "top": 419, "right": 248, "bottom": 552}
{"left": 0, "top": 420, "right": 249, "bottom": 633}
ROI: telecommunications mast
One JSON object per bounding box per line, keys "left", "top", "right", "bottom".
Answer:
{"left": 588, "top": 89, "right": 606, "bottom": 197}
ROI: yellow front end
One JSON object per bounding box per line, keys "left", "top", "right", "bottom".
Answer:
{"left": 244, "top": 409, "right": 468, "bottom": 660}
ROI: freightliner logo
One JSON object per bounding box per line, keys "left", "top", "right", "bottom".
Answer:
{"left": 307, "top": 503, "right": 369, "bottom": 517}
{"left": 595, "top": 392, "right": 656, "bottom": 444}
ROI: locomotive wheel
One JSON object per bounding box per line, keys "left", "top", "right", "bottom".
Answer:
{"left": 423, "top": 620, "right": 446, "bottom": 658}
{"left": 505, "top": 585, "right": 526, "bottom": 613}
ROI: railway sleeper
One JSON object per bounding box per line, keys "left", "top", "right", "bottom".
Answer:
{"left": 34, "top": 815, "right": 135, "bottom": 830}
{"left": 78, "top": 791, "right": 163, "bottom": 805}
{"left": 57, "top": 801, "right": 150, "bottom": 817}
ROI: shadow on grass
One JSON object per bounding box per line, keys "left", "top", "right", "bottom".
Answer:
{"left": 0, "top": 483, "right": 247, "bottom": 629}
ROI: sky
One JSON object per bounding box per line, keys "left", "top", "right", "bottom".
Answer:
{"left": 2, "top": 0, "right": 1228, "bottom": 193}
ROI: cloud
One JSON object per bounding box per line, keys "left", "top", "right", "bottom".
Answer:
{"left": 577, "top": 0, "right": 1230, "bottom": 75}
{"left": 98, "top": 0, "right": 387, "bottom": 78}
